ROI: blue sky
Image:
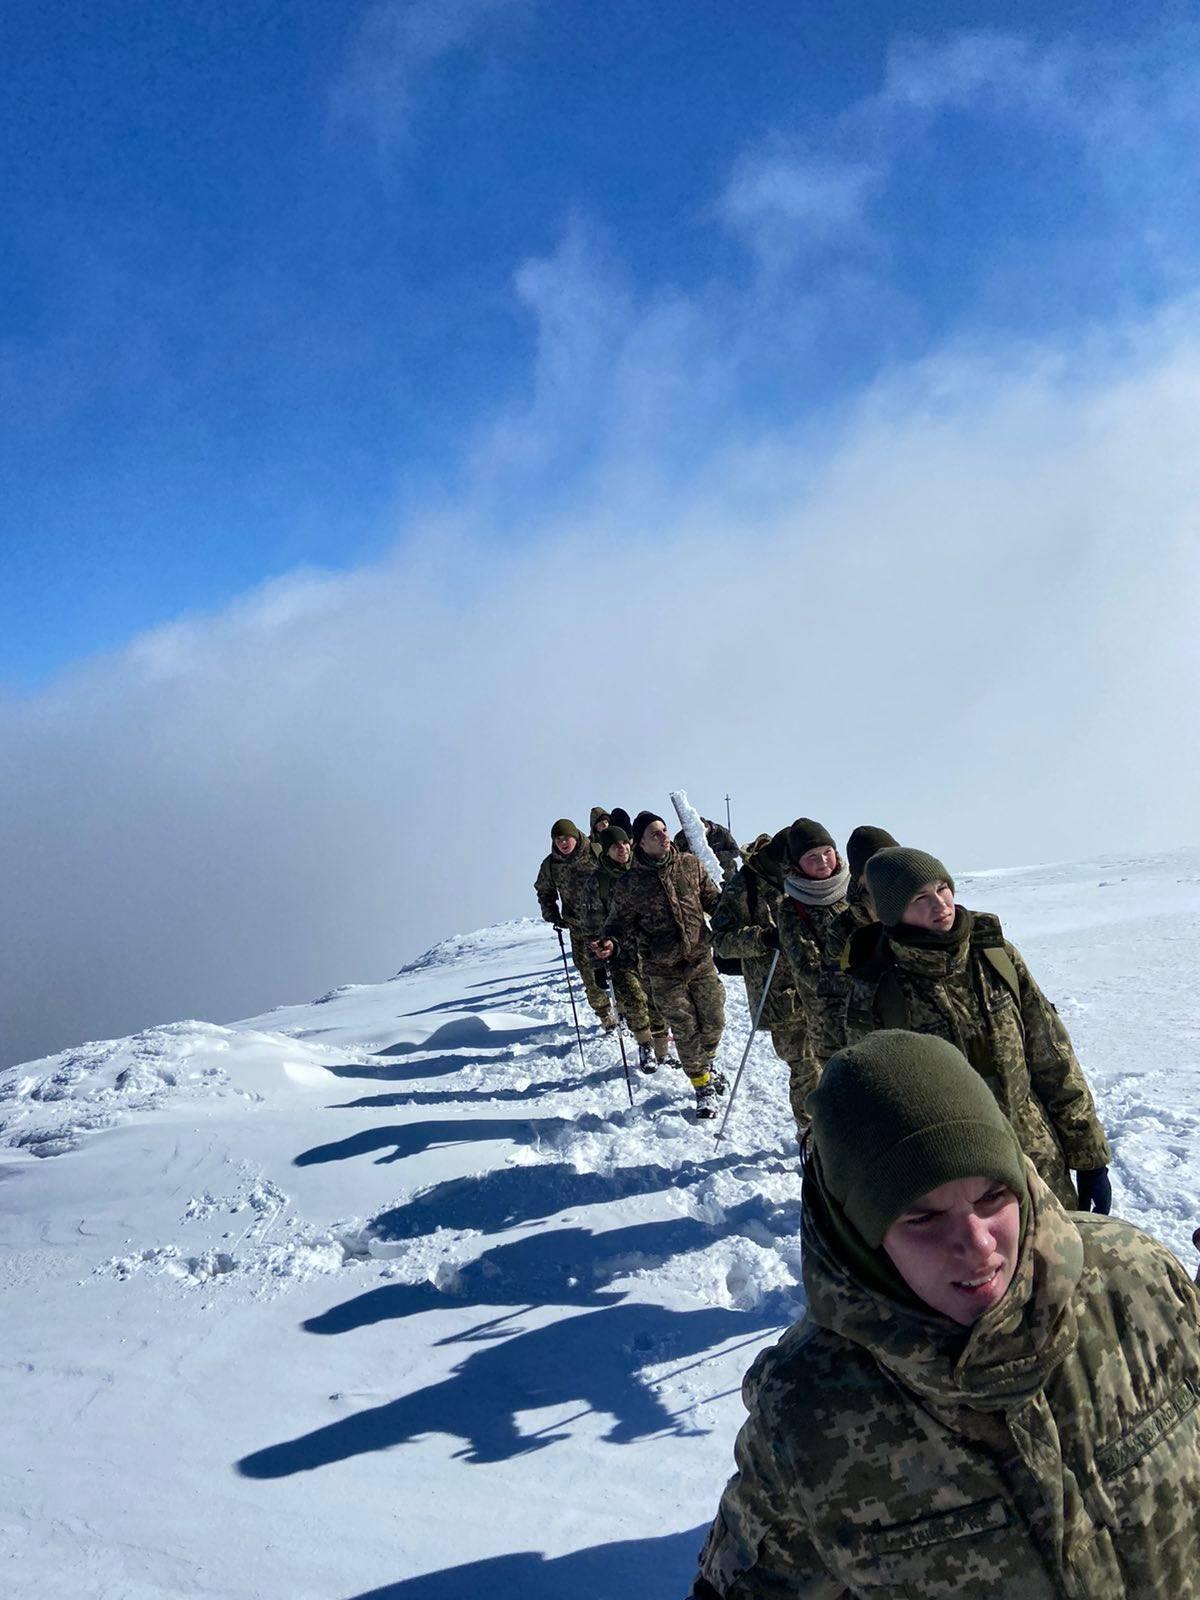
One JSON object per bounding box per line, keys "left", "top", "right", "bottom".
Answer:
{"left": 5, "top": 0, "right": 1199, "bottom": 685}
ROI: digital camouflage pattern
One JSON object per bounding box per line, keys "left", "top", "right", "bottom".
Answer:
{"left": 580, "top": 852, "right": 665, "bottom": 1044}
{"left": 712, "top": 839, "right": 810, "bottom": 1088}
{"left": 695, "top": 1168, "right": 1200, "bottom": 1600}
{"left": 534, "top": 838, "right": 599, "bottom": 929}
{"left": 775, "top": 882, "right": 856, "bottom": 1123}
{"left": 675, "top": 819, "right": 742, "bottom": 881}
{"left": 534, "top": 838, "right": 610, "bottom": 1018}
{"left": 603, "top": 847, "right": 724, "bottom": 1078}
{"left": 844, "top": 911, "right": 1110, "bottom": 1204}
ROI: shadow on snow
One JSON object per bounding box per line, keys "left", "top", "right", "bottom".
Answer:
{"left": 340, "top": 1524, "right": 708, "bottom": 1599}
{"left": 293, "top": 1116, "right": 576, "bottom": 1168}
{"left": 303, "top": 1203, "right": 802, "bottom": 1335}
{"left": 237, "top": 1302, "right": 783, "bottom": 1478}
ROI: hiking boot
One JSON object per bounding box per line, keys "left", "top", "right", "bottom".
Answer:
{"left": 691, "top": 1069, "right": 727, "bottom": 1119}
{"left": 693, "top": 1078, "right": 719, "bottom": 1119}
{"left": 636, "top": 1041, "right": 656, "bottom": 1074}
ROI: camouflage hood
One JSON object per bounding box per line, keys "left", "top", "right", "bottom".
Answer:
{"left": 745, "top": 828, "right": 789, "bottom": 894}
{"left": 800, "top": 1161, "right": 1083, "bottom": 1411}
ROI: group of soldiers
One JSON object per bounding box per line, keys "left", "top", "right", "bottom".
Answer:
{"left": 535, "top": 804, "right": 1200, "bottom": 1597}
{"left": 535, "top": 805, "right": 1111, "bottom": 1217}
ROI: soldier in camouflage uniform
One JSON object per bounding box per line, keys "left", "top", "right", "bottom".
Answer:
{"left": 674, "top": 817, "right": 742, "bottom": 881}
{"left": 711, "top": 832, "right": 809, "bottom": 1101}
{"left": 533, "top": 817, "right": 614, "bottom": 1028}
{"left": 694, "top": 1031, "right": 1200, "bottom": 1600}
{"left": 580, "top": 827, "right": 671, "bottom": 1071}
{"left": 844, "top": 823, "right": 897, "bottom": 930}
{"left": 591, "top": 811, "right": 728, "bottom": 1117}
{"left": 847, "top": 846, "right": 1111, "bottom": 1209}
{"left": 588, "top": 806, "right": 612, "bottom": 857}
{"left": 773, "top": 819, "right": 855, "bottom": 1127}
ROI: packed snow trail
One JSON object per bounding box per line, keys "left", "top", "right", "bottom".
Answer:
{"left": 2, "top": 849, "right": 1200, "bottom": 1597}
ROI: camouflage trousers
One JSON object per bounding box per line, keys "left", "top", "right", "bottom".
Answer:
{"left": 568, "top": 929, "right": 613, "bottom": 1020}
{"left": 611, "top": 966, "right": 666, "bottom": 1046}
{"left": 647, "top": 959, "right": 726, "bottom": 1083}
{"left": 761, "top": 1014, "right": 822, "bottom": 1131}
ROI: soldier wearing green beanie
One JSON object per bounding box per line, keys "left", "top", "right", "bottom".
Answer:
{"left": 534, "top": 816, "right": 614, "bottom": 1031}
{"left": 845, "top": 845, "right": 1111, "bottom": 1213}
{"left": 693, "top": 1030, "right": 1200, "bottom": 1600}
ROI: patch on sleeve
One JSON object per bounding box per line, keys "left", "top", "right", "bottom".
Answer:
{"left": 872, "top": 1497, "right": 1012, "bottom": 1554}
{"left": 1097, "top": 1379, "right": 1200, "bottom": 1480}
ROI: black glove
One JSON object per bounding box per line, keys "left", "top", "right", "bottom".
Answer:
{"left": 759, "top": 925, "right": 780, "bottom": 951}
{"left": 593, "top": 964, "right": 609, "bottom": 986}
{"left": 1075, "top": 1167, "right": 1112, "bottom": 1214}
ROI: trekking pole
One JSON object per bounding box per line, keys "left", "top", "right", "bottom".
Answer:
{"left": 604, "top": 969, "right": 635, "bottom": 1107}
{"left": 555, "top": 927, "right": 589, "bottom": 1074}
{"left": 715, "top": 948, "right": 781, "bottom": 1144}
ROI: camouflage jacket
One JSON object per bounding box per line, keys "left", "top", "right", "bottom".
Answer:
{"left": 776, "top": 888, "right": 855, "bottom": 1062}
{"left": 844, "top": 911, "right": 1110, "bottom": 1197}
{"left": 533, "top": 842, "right": 598, "bottom": 929}
{"left": 588, "top": 806, "right": 612, "bottom": 857}
{"left": 603, "top": 846, "right": 720, "bottom": 978}
{"left": 696, "top": 1170, "right": 1200, "bottom": 1600}
{"left": 580, "top": 855, "right": 639, "bottom": 970}
{"left": 675, "top": 820, "right": 742, "bottom": 881}
{"left": 711, "top": 845, "right": 799, "bottom": 1029}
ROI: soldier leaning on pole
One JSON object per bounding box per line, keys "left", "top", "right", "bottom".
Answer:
{"left": 846, "top": 845, "right": 1112, "bottom": 1212}
{"left": 533, "top": 817, "right": 615, "bottom": 1031}
{"left": 693, "top": 1030, "right": 1200, "bottom": 1600}
{"left": 580, "top": 826, "right": 674, "bottom": 1072}
{"left": 590, "top": 811, "right": 728, "bottom": 1118}
{"left": 711, "top": 831, "right": 809, "bottom": 1113}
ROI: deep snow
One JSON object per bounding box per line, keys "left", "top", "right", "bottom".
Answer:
{"left": 2, "top": 848, "right": 1199, "bottom": 1597}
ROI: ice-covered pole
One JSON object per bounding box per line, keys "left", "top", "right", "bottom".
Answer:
{"left": 669, "top": 790, "right": 724, "bottom": 889}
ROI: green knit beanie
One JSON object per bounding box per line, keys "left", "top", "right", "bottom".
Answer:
{"left": 808, "top": 1030, "right": 1028, "bottom": 1250}
{"left": 846, "top": 825, "right": 899, "bottom": 881}
{"left": 604, "top": 826, "right": 631, "bottom": 850}
{"left": 865, "top": 846, "right": 954, "bottom": 928}
{"left": 786, "top": 817, "right": 836, "bottom": 863}
{"left": 550, "top": 818, "right": 582, "bottom": 843}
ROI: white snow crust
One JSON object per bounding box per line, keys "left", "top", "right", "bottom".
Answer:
{"left": 3, "top": 854, "right": 1200, "bottom": 1597}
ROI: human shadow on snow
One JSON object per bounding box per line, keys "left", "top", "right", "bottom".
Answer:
{"left": 237, "top": 1301, "right": 783, "bottom": 1478}
{"left": 465, "top": 963, "right": 560, "bottom": 990}
{"left": 328, "top": 1061, "right": 632, "bottom": 1108}
{"left": 303, "top": 1202, "right": 802, "bottom": 1335}
{"left": 363, "top": 1153, "right": 759, "bottom": 1242}
{"left": 325, "top": 1039, "right": 575, "bottom": 1086}
{"left": 400, "top": 980, "right": 556, "bottom": 1017}
{"left": 293, "top": 1116, "right": 576, "bottom": 1169}
{"left": 340, "top": 1523, "right": 708, "bottom": 1599}
{"left": 371, "top": 1016, "right": 564, "bottom": 1056}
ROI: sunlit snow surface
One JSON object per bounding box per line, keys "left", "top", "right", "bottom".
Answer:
{"left": 2, "top": 849, "right": 1199, "bottom": 1597}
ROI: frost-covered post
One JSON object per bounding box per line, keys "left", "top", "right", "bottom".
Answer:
{"left": 669, "top": 790, "right": 724, "bottom": 888}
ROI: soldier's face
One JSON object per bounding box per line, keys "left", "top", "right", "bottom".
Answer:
{"left": 882, "top": 1177, "right": 1021, "bottom": 1325}
{"left": 553, "top": 834, "right": 578, "bottom": 856}
{"left": 901, "top": 879, "right": 956, "bottom": 931}
{"left": 797, "top": 845, "right": 838, "bottom": 879}
{"left": 640, "top": 821, "right": 671, "bottom": 858}
{"left": 607, "top": 840, "right": 632, "bottom": 866}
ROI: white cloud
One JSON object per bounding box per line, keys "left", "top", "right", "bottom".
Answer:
{"left": 330, "top": 0, "right": 531, "bottom": 158}
{"left": 4, "top": 268, "right": 1200, "bottom": 1067}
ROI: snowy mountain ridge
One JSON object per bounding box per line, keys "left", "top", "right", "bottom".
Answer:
{"left": 2, "top": 850, "right": 1199, "bottom": 1597}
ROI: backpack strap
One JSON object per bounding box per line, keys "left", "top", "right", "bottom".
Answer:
{"left": 980, "top": 944, "right": 1021, "bottom": 1005}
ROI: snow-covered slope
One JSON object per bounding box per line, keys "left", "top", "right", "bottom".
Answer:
{"left": 3, "top": 849, "right": 1199, "bottom": 1598}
